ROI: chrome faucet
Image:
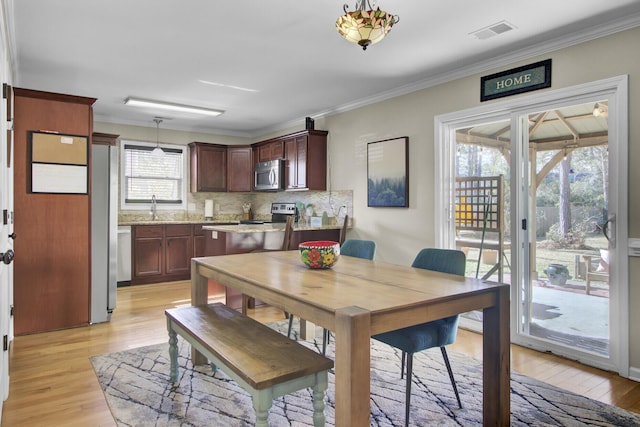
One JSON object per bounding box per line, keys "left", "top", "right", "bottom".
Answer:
{"left": 150, "top": 195, "right": 158, "bottom": 221}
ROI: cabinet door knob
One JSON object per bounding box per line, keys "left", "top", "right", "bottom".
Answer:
{"left": 0, "top": 249, "right": 14, "bottom": 265}
{"left": 9, "top": 232, "right": 16, "bottom": 240}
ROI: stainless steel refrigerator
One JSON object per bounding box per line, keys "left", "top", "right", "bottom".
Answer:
{"left": 91, "top": 143, "right": 118, "bottom": 323}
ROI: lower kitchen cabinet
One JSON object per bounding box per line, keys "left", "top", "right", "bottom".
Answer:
{"left": 165, "top": 225, "right": 193, "bottom": 276}
{"left": 131, "top": 224, "right": 340, "bottom": 292}
{"left": 193, "top": 224, "right": 207, "bottom": 258}
{"left": 132, "top": 225, "right": 164, "bottom": 282}
{"left": 292, "top": 229, "right": 340, "bottom": 246}
{"left": 132, "top": 224, "right": 193, "bottom": 285}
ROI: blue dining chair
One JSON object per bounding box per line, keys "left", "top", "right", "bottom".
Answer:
{"left": 372, "top": 248, "right": 465, "bottom": 427}
{"left": 287, "top": 239, "right": 377, "bottom": 355}
{"left": 340, "top": 238, "right": 377, "bottom": 261}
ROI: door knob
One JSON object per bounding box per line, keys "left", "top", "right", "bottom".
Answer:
{"left": 0, "top": 249, "right": 14, "bottom": 265}
{"left": 8, "top": 232, "right": 16, "bottom": 240}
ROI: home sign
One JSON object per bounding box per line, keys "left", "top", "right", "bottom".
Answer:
{"left": 481, "top": 59, "right": 551, "bottom": 101}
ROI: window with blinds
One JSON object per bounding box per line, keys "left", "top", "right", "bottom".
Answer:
{"left": 121, "top": 142, "right": 186, "bottom": 206}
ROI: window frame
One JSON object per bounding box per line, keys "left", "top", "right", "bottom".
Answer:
{"left": 119, "top": 140, "right": 188, "bottom": 211}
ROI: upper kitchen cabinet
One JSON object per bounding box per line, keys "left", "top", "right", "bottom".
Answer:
{"left": 189, "top": 142, "right": 227, "bottom": 192}
{"left": 284, "top": 130, "right": 327, "bottom": 191}
{"left": 257, "top": 140, "right": 284, "bottom": 162}
{"left": 227, "top": 145, "right": 252, "bottom": 192}
{"left": 190, "top": 129, "right": 326, "bottom": 193}
{"left": 254, "top": 129, "right": 327, "bottom": 191}
{"left": 284, "top": 134, "right": 308, "bottom": 190}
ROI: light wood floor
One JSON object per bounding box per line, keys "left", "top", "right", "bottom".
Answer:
{"left": 2, "top": 281, "right": 639, "bottom": 426}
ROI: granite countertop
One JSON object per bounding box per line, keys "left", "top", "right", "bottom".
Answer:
{"left": 118, "top": 219, "right": 241, "bottom": 226}
{"left": 118, "top": 220, "right": 346, "bottom": 233}
{"left": 202, "top": 223, "right": 344, "bottom": 233}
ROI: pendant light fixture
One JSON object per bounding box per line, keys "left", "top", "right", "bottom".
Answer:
{"left": 593, "top": 102, "right": 608, "bottom": 117}
{"left": 152, "top": 118, "right": 164, "bottom": 156}
{"left": 336, "top": 0, "right": 399, "bottom": 51}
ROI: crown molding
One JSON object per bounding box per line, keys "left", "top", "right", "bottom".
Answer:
{"left": 298, "top": 12, "right": 640, "bottom": 127}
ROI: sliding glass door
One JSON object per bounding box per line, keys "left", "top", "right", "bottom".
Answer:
{"left": 435, "top": 76, "right": 628, "bottom": 375}
{"left": 518, "top": 102, "right": 611, "bottom": 359}
{"left": 453, "top": 119, "right": 512, "bottom": 325}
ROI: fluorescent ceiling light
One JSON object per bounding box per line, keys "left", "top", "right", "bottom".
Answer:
{"left": 124, "top": 97, "right": 224, "bottom": 117}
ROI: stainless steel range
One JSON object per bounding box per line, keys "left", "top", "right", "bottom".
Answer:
{"left": 271, "top": 202, "right": 298, "bottom": 223}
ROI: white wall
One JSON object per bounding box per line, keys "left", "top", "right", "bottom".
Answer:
{"left": 319, "top": 27, "right": 640, "bottom": 368}
{"left": 97, "top": 27, "right": 640, "bottom": 370}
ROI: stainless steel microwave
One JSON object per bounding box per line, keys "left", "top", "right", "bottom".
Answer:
{"left": 254, "top": 159, "right": 284, "bottom": 191}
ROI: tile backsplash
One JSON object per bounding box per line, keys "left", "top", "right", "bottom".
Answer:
{"left": 118, "top": 190, "right": 353, "bottom": 224}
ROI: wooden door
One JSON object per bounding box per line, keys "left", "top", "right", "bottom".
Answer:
{"left": 258, "top": 144, "right": 271, "bottom": 162}
{"left": 189, "top": 142, "right": 227, "bottom": 192}
{"left": 295, "top": 135, "right": 308, "bottom": 189}
{"left": 13, "top": 89, "right": 95, "bottom": 335}
{"left": 257, "top": 141, "right": 284, "bottom": 162}
{"left": 284, "top": 137, "right": 297, "bottom": 189}
{"left": 132, "top": 226, "right": 164, "bottom": 280}
{"left": 270, "top": 140, "right": 283, "bottom": 159}
{"left": 193, "top": 224, "right": 206, "bottom": 258}
{"left": 227, "top": 146, "right": 252, "bottom": 192}
{"left": 165, "top": 225, "right": 192, "bottom": 276}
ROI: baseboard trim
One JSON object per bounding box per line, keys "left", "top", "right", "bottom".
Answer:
{"left": 628, "top": 366, "right": 640, "bottom": 382}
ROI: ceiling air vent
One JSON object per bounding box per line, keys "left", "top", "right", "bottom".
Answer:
{"left": 470, "top": 20, "right": 516, "bottom": 40}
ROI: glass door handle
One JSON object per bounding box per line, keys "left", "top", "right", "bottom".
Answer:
{"left": 603, "top": 214, "right": 615, "bottom": 248}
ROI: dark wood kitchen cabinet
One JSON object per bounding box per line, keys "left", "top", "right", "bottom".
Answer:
{"left": 193, "top": 224, "right": 207, "bottom": 257}
{"left": 132, "top": 224, "right": 193, "bottom": 284}
{"left": 283, "top": 130, "right": 327, "bottom": 190}
{"left": 190, "top": 130, "right": 326, "bottom": 194}
{"left": 194, "top": 223, "right": 229, "bottom": 257}
{"left": 189, "top": 142, "right": 227, "bottom": 192}
{"left": 132, "top": 225, "right": 164, "bottom": 281}
{"left": 164, "top": 224, "right": 193, "bottom": 276}
{"left": 284, "top": 135, "right": 308, "bottom": 190}
{"left": 227, "top": 145, "right": 253, "bottom": 192}
{"left": 190, "top": 143, "right": 252, "bottom": 193}
{"left": 253, "top": 130, "right": 327, "bottom": 191}
{"left": 257, "top": 140, "right": 284, "bottom": 162}
{"left": 13, "top": 88, "right": 96, "bottom": 335}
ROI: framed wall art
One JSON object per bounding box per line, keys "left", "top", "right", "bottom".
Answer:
{"left": 367, "top": 136, "right": 409, "bottom": 207}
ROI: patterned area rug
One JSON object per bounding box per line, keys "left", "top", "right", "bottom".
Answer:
{"left": 91, "top": 321, "right": 640, "bottom": 426}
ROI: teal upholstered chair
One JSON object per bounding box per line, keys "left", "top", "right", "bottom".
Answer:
{"left": 340, "top": 239, "right": 377, "bottom": 261}
{"left": 372, "top": 248, "right": 465, "bottom": 427}
{"left": 288, "top": 239, "right": 377, "bottom": 355}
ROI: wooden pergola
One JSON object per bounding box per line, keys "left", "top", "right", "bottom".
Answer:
{"left": 455, "top": 102, "right": 609, "bottom": 280}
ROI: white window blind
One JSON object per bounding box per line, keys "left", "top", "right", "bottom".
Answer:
{"left": 123, "top": 144, "right": 184, "bottom": 204}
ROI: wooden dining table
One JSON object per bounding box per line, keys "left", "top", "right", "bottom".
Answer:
{"left": 190, "top": 250, "right": 510, "bottom": 426}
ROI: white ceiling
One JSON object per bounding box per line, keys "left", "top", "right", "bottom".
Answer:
{"left": 9, "top": 1, "right": 640, "bottom": 137}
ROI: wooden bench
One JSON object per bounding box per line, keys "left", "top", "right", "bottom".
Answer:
{"left": 165, "top": 303, "right": 333, "bottom": 427}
